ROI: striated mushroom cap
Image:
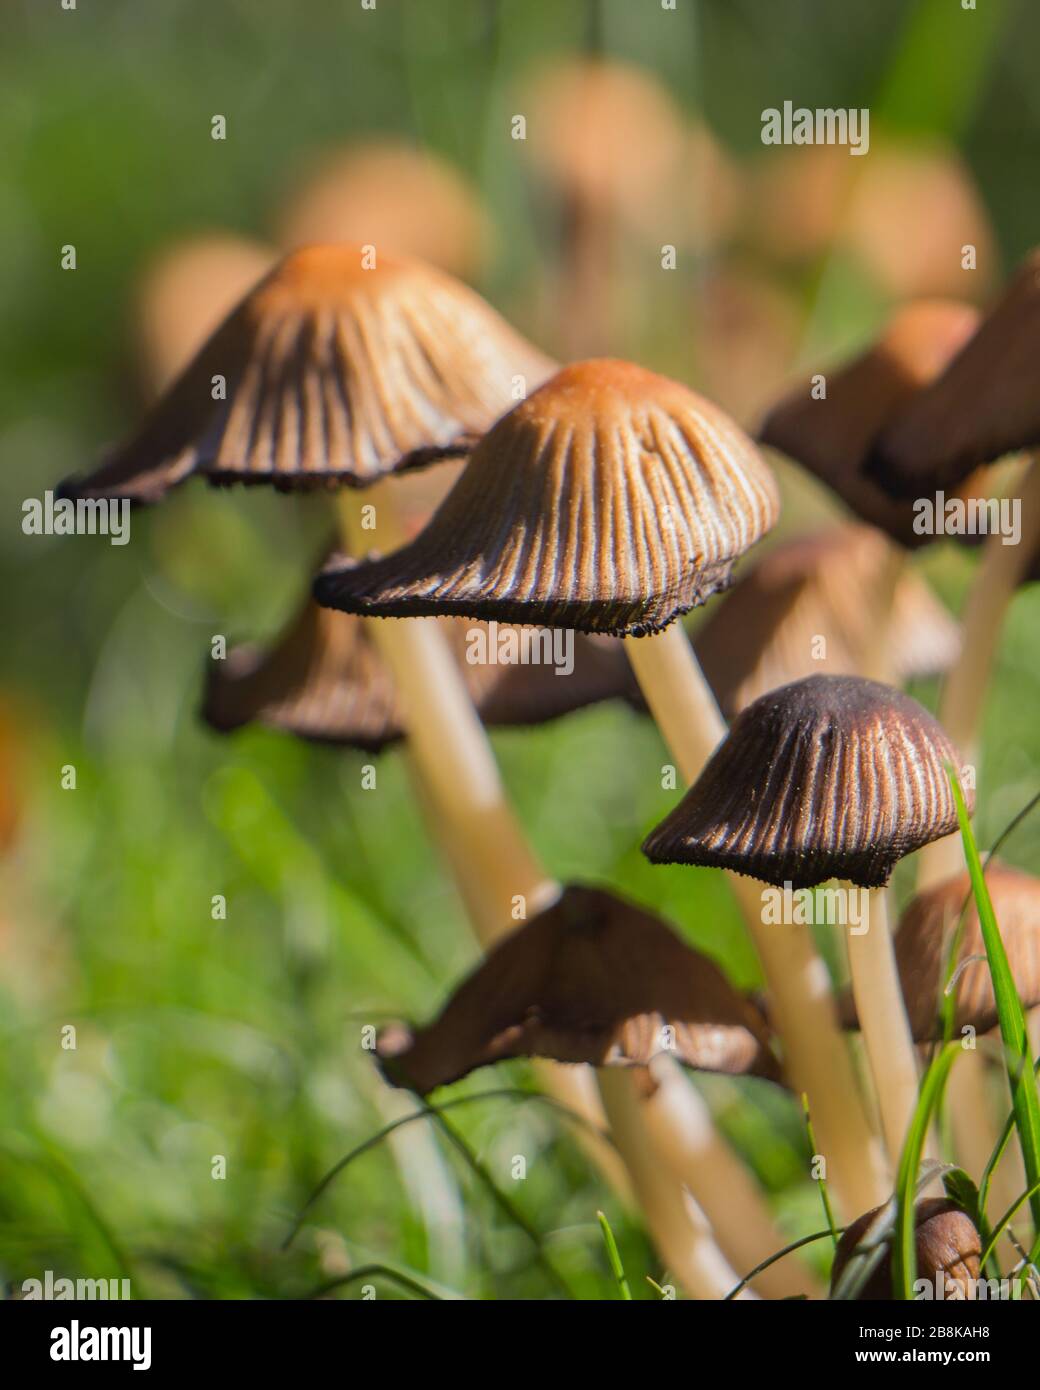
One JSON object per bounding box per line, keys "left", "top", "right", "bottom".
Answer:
{"left": 643, "top": 674, "right": 970, "bottom": 890}
{"left": 376, "top": 884, "right": 780, "bottom": 1094}
{"left": 759, "top": 300, "right": 980, "bottom": 547}
{"left": 871, "top": 250, "right": 1040, "bottom": 495}
{"left": 203, "top": 556, "right": 638, "bottom": 748}
{"left": 61, "top": 244, "right": 555, "bottom": 502}
{"left": 315, "top": 359, "right": 780, "bottom": 636}
{"left": 840, "top": 863, "right": 1040, "bottom": 1039}
{"left": 694, "top": 526, "right": 960, "bottom": 716}
{"left": 830, "top": 1199, "right": 981, "bottom": 1300}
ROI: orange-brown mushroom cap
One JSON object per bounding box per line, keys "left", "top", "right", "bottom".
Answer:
{"left": 870, "top": 250, "right": 1040, "bottom": 495}
{"left": 376, "top": 884, "right": 780, "bottom": 1094}
{"left": 830, "top": 1199, "right": 981, "bottom": 1300}
{"left": 60, "top": 244, "right": 555, "bottom": 503}
{"left": 693, "top": 526, "right": 960, "bottom": 716}
{"left": 759, "top": 300, "right": 980, "bottom": 547}
{"left": 314, "top": 359, "right": 780, "bottom": 636}
{"left": 202, "top": 555, "right": 638, "bottom": 749}
{"left": 643, "top": 674, "right": 970, "bottom": 889}
{"left": 840, "top": 863, "right": 1040, "bottom": 1039}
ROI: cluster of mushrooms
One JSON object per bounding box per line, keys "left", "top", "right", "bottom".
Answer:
{"left": 62, "top": 238, "right": 1040, "bottom": 1300}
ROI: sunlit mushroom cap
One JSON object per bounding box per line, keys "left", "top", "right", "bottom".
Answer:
{"left": 840, "top": 864, "right": 1040, "bottom": 1039}
{"left": 376, "top": 885, "right": 780, "bottom": 1094}
{"left": 61, "top": 244, "right": 555, "bottom": 502}
{"left": 277, "top": 140, "right": 491, "bottom": 280}
{"left": 694, "top": 526, "right": 961, "bottom": 715}
{"left": 315, "top": 359, "right": 780, "bottom": 636}
{"left": 759, "top": 301, "right": 980, "bottom": 547}
{"left": 133, "top": 234, "right": 276, "bottom": 397}
{"left": 830, "top": 1199, "right": 981, "bottom": 1300}
{"left": 642, "top": 674, "right": 970, "bottom": 889}
{"left": 202, "top": 555, "right": 637, "bottom": 748}
{"left": 871, "top": 251, "right": 1040, "bottom": 496}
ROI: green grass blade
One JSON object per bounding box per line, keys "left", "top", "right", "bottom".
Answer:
{"left": 949, "top": 764, "right": 1040, "bottom": 1232}
{"left": 802, "top": 1093, "right": 839, "bottom": 1247}
{"left": 892, "top": 1045, "right": 960, "bottom": 1299}
{"left": 596, "top": 1211, "right": 632, "bottom": 1300}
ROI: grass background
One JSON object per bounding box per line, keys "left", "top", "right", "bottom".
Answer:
{"left": 2, "top": 0, "right": 1040, "bottom": 1298}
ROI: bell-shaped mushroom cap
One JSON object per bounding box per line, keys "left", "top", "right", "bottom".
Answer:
{"left": 643, "top": 674, "right": 970, "bottom": 890}
{"left": 277, "top": 140, "right": 491, "bottom": 281}
{"left": 133, "top": 234, "right": 277, "bottom": 397}
{"left": 693, "top": 526, "right": 961, "bottom": 715}
{"left": 61, "top": 244, "right": 555, "bottom": 503}
{"left": 314, "top": 359, "right": 780, "bottom": 636}
{"left": 759, "top": 300, "right": 980, "bottom": 547}
{"left": 830, "top": 1198, "right": 981, "bottom": 1300}
{"left": 871, "top": 251, "right": 1040, "bottom": 496}
{"left": 202, "top": 563, "right": 638, "bottom": 749}
{"left": 376, "top": 884, "right": 780, "bottom": 1094}
{"left": 840, "top": 863, "right": 1040, "bottom": 1039}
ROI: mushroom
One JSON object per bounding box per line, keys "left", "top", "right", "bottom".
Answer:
{"left": 866, "top": 255, "right": 1040, "bottom": 889}
{"left": 830, "top": 1198, "right": 981, "bottom": 1300}
{"left": 839, "top": 863, "right": 1040, "bottom": 1041}
{"left": 693, "top": 525, "right": 960, "bottom": 716}
{"left": 376, "top": 884, "right": 780, "bottom": 1094}
{"left": 315, "top": 357, "right": 888, "bottom": 1215}
{"left": 644, "top": 674, "right": 972, "bottom": 1161}
{"left": 59, "top": 243, "right": 555, "bottom": 502}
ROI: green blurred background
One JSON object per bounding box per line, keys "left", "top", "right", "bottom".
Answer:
{"left": 2, "top": 0, "right": 1039, "bottom": 1299}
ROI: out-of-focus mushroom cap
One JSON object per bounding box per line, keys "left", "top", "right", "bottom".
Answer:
{"left": 376, "top": 884, "right": 780, "bottom": 1094}
{"left": 61, "top": 245, "right": 555, "bottom": 502}
{"left": 277, "top": 140, "right": 491, "bottom": 280}
{"left": 203, "top": 562, "right": 638, "bottom": 748}
{"left": 871, "top": 251, "right": 1040, "bottom": 495}
{"left": 830, "top": 1198, "right": 981, "bottom": 1300}
{"left": 760, "top": 301, "right": 980, "bottom": 547}
{"left": 693, "top": 526, "right": 960, "bottom": 715}
{"left": 643, "top": 674, "right": 971, "bottom": 889}
{"left": 315, "top": 359, "right": 779, "bottom": 636}
{"left": 840, "top": 863, "right": 1040, "bottom": 1039}
{"left": 133, "top": 234, "right": 277, "bottom": 397}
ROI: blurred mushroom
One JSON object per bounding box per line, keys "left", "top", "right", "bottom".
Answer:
{"left": 831, "top": 1198, "right": 981, "bottom": 1300}
{"left": 644, "top": 673, "right": 971, "bottom": 1161}
{"left": 316, "top": 357, "right": 885, "bottom": 1215}
{"left": 693, "top": 525, "right": 960, "bottom": 715}
{"left": 60, "top": 243, "right": 555, "bottom": 502}
{"left": 132, "top": 233, "right": 276, "bottom": 397}
{"left": 377, "top": 884, "right": 780, "bottom": 1094}
{"left": 276, "top": 140, "right": 491, "bottom": 281}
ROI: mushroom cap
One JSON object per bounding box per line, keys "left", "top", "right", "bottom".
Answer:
{"left": 830, "top": 1198, "right": 981, "bottom": 1300}
{"left": 871, "top": 250, "right": 1040, "bottom": 495}
{"left": 202, "top": 558, "right": 638, "bottom": 749}
{"left": 277, "top": 140, "right": 491, "bottom": 280}
{"left": 759, "top": 300, "right": 980, "bottom": 547}
{"left": 642, "top": 674, "right": 970, "bottom": 890}
{"left": 840, "top": 863, "right": 1040, "bottom": 1039}
{"left": 314, "top": 359, "right": 780, "bottom": 636}
{"left": 133, "top": 234, "right": 277, "bottom": 397}
{"left": 61, "top": 244, "right": 555, "bottom": 502}
{"left": 694, "top": 526, "right": 961, "bottom": 716}
{"left": 376, "top": 884, "right": 780, "bottom": 1094}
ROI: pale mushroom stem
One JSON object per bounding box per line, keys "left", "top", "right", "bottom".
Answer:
{"left": 844, "top": 886, "right": 921, "bottom": 1163}
{"left": 859, "top": 546, "right": 905, "bottom": 684}
{"left": 625, "top": 623, "right": 890, "bottom": 1215}
{"left": 335, "top": 485, "right": 776, "bottom": 1287}
{"left": 917, "top": 455, "right": 1040, "bottom": 892}
{"left": 596, "top": 1068, "right": 751, "bottom": 1300}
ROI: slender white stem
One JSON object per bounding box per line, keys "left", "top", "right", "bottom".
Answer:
{"left": 597, "top": 1068, "right": 752, "bottom": 1300}
{"left": 626, "top": 625, "right": 890, "bottom": 1215}
{"left": 860, "top": 546, "right": 905, "bottom": 684}
{"left": 845, "top": 887, "right": 921, "bottom": 1162}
